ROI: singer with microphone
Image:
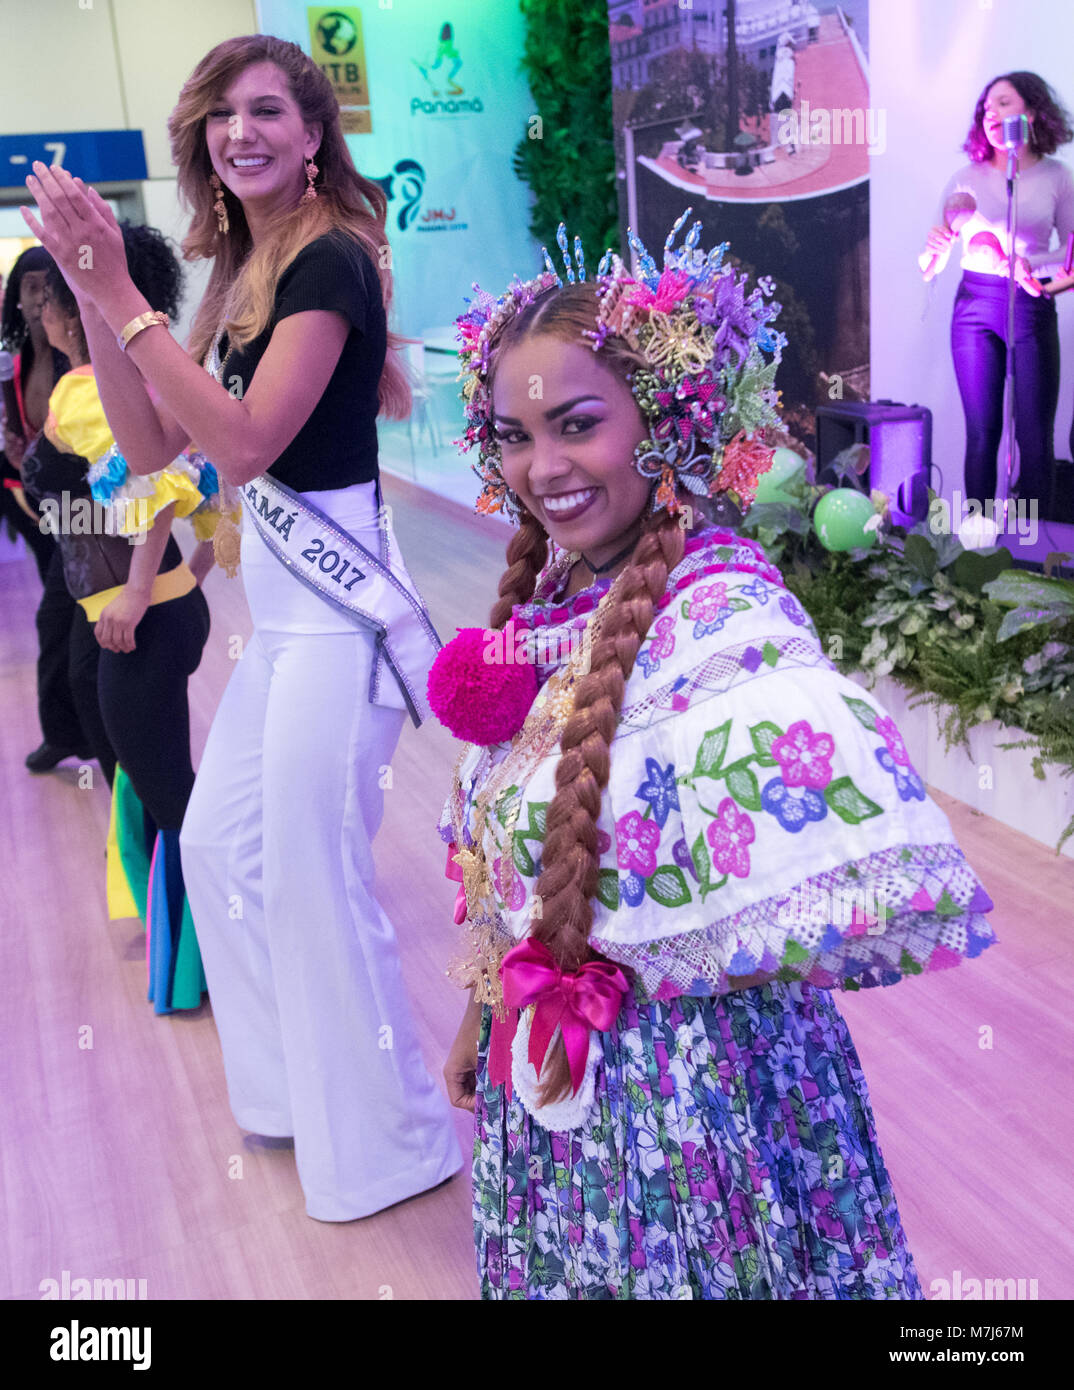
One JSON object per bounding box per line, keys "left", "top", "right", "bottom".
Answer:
{"left": 920, "top": 73, "right": 1074, "bottom": 509}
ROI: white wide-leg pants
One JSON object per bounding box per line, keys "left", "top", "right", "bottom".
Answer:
{"left": 181, "top": 481, "right": 462, "bottom": 1220}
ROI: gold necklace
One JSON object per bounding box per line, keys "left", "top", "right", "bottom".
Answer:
{"left": 448, "top": 570, "right": 627, "bottom": 1011}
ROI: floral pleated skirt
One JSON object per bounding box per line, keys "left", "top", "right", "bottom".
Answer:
{"left": 472, "top": 979, "right": 925, "bottom": 1299}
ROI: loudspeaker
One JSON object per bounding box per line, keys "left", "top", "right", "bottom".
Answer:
{"left": 1047, "top": 460, "right": 1074, "bottom": 522}
{"left": 815, "top": 400, "right": 932, "bottom": 527}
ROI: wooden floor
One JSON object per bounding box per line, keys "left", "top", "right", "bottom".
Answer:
{"left": 2, "top": 473, "right": 1072, "bottom": 1301}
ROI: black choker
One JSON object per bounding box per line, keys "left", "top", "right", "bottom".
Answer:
{"left": 580, "top": 536, "right": 639, "bottom": 575}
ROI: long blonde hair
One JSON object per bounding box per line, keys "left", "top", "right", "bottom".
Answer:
{"left": 169, "top": 34, "right": 411, "bottom": 419}
{"left": 486, "top": 283, "right": 687, "bottom": 1104}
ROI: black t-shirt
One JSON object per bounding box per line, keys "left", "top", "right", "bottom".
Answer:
{"left": 218, "top": 230, "right": 387, "bottom": 493}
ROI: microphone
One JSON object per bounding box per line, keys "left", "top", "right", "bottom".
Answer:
{"left": 920, "top": 191, "right": 977, "bottom": 280}
{"left": 1002, "top": 113, "right": 1030, "bottom": 185}
{"left": 1002, "top": 113, "right": 1029, "bottom": 149}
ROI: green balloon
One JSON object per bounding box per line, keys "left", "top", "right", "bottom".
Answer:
{"left": 754, "top": 446, "right": 805, "bottom": 504}
{"left": 814, "top": 487, "right": 877, "bottom": 551}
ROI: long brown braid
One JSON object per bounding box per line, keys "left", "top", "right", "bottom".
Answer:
{"left": 482, "top": 283, "right": 691, "bottom": 1104}
{"left": 488, "top": 508, "right": 548, "bottom": 633}
{"left": 531, "top": 509, "right": 685, "bottom": 1103}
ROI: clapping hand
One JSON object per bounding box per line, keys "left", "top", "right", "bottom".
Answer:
{"left": 20, "top": 161, "right": 129, "bottom": 310}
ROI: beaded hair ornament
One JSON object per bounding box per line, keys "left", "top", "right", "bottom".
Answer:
{"left": 453, "top": 207, "right": 787, "bottom": 523}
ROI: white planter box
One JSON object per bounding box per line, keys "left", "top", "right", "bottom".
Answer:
{"left": 847, "top": 672, "right": 1074, "bottom": 859}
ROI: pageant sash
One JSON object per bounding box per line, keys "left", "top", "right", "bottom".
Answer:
{"left": 239, "top": 470, "right": 441, "bottom": 727}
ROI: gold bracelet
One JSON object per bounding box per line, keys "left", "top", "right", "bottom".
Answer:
{"left": 117, "top": 310, "right": 169, "bottom": 352}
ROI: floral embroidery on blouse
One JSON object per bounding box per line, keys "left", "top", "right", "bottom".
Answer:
{"left": 437, "top": 529, "right": 998, "bottom": 1003}
{"left": 636, "top": 614, "right": 677, "bottom": 677}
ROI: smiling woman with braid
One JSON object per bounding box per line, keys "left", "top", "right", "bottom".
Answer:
{"left": 430, "top": 218, "right": 999, "bottom": 1300}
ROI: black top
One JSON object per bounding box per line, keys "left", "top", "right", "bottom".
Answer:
{"left": 21, "top": 432, "right": 182, "bottom": 599}
{"left": 218, "top": 230, "right": 387, "bottom": 493}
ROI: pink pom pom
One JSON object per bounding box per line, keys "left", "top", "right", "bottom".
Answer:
{"left": 427, "top": 627, "right": 538, "bottom": 744}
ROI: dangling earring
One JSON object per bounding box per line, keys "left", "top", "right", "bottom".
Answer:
{"left": 302, "top": 155, "right": 319, "bottom": 202}
{"left": 209, "top": 170, "right": 229, "bottom": 235}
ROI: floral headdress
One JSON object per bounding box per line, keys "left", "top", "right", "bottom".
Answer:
{"left": 454, "top": 208, "right": 787, "bottom": 523}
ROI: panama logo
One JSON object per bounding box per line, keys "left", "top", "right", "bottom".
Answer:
{"left": 411, "top": 21, "right": 483, "bottom": 116}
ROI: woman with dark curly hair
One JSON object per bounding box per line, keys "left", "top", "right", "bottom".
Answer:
{"left": 1, "top": 247, "right": 89, "bottom": 771}
{"left": 919, "top": 72, "right": 1074, "bottom": 512}
{"left": 1, "top": 248, "right": 69, "bottom": 582}
{"left": 19, "top": 223, "right": 214, "bottom": 1014}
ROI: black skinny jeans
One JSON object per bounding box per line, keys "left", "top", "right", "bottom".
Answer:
{"left": 68, "top": 585, "right": 211, "bottom": 831}
{"left": 951, "top": 269, "right": 1059, "bottom": 505}
{"left": 35, "top": 543, "right": 88, "bottom": 750}
{"left": 0, "top": 469, "right": 54, "bottom": 583}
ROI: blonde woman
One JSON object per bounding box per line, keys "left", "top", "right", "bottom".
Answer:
{"left": 23, "top": 34, "right": 461, "bottom": 1221}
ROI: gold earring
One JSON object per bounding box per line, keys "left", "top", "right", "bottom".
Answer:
{"left": 209, "top": 170, "right": 229, "bottom": 235}
{"left": 301, "top": 155, "right": 318, "bottom": 203}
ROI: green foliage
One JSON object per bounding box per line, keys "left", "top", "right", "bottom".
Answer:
{"left": 982, "top": 569, "right": 1074, "bottom": 642}
{"left": 740, "top": 506, "right": 1074, "bottom": 850}
{"left": 514, "top": 0, "right": 619, "bottom": 257}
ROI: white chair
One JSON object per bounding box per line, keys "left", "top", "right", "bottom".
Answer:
{"left": 402, "top": 340, "right": 442, "bottom": 468}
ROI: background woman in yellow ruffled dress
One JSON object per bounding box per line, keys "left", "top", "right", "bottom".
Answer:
{"left": 20, "top": 225, "right": 215, "bottom": 1013}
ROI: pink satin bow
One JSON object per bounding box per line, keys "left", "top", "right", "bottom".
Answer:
{"left": 500, "top": 938, "right": 630, "bottom": 1095}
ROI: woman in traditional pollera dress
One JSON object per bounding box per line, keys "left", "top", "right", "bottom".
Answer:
{"left": 434, "top": 216, "right": 997, "bottom": 1299}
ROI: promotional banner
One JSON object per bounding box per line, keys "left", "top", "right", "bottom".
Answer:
{"left": 607, "top": 0, "right": 871, "bottom": 449}
{"left": 255, "top": 1, "right": 539, "bottom": 345}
